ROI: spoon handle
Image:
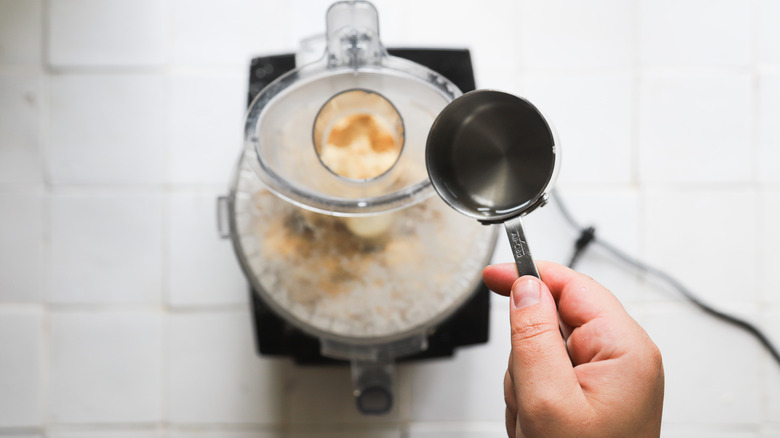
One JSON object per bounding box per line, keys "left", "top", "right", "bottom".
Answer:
{"left": 504, "top": 215, "right": 540, "bottom": 279}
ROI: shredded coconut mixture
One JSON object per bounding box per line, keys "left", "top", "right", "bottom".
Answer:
{"left": 232, "top": 159, "right": 495, "bottom": 340}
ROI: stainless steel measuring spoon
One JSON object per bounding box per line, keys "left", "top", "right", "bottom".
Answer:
{"left": 426, "top": 90, "right": 559, "bottom": 278}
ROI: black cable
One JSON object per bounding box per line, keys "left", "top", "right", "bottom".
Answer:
{"left": 568, "top": 225, "right": 596, "bottom": 269}
{"left": 551, "top": 188, "right": 780, "bottom": 368}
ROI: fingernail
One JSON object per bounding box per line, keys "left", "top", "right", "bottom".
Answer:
{"left": 512, "top": 278, "right": 541, "bottom": 309}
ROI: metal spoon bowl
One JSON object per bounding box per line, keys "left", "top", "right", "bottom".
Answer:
{"left": 426, "top": 90, "right": 559, "bottom": 278}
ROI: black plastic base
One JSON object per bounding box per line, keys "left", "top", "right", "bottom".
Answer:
{"left": 249, "top": 281, "right": 490, "bottom": 365}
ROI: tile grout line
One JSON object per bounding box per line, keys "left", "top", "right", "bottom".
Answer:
{"left": 633, "top": 0, "right": 647, "bottom": 295}
{"left": 160, "top": 0, "right": 176, "bottom": 430}
{"left": 630, "top": 0, "right": 641, "bottom": 189}
{"left": 40, "top": 0, "right": 53, "bottom": 434}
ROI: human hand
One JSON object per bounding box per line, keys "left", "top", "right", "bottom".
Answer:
{"left": 482, "top": 261, "right": 664, "bottom": 438}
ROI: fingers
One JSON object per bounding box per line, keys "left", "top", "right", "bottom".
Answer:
{"left": 485, "top": 261, "right": 627, "bottom": 329}
{"left": 535, "top": 261, "right": 627, "bottom": 328}
{"left": 482, "top": 263, "right": 518, "bottom": 296}
{"left": 508, "top": 276, "right": 584, "bottom": 423}
{"left": 483, "top": 260, "right": 578, "bottom": 296}
{"left": 566, "top": 316, "right": 625, "bottom": 366}
{"left": 495, "top": 260, "right": 665, "bottom": 436}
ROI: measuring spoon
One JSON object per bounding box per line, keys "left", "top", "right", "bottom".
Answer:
{"left": 426, "top": 90, "right": 559, "bottom": 278}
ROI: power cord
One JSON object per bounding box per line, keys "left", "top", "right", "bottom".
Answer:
{"left": 551, "top": 188, "right": 780, "bottom": 368}
{"left": 568, "top": 225, "right": 596, "bottom": 269}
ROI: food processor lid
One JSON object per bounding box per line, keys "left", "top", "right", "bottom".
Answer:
{"left": 243, "top": 0, "right": 462, "bottom": 216}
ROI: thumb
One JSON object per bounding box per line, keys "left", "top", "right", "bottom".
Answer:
{"left": 508, "top": 276, "right": 582, "bottom": 412}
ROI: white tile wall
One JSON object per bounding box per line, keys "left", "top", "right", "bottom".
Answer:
{"left": 0, "top": 193, "right": 44, "bottom": 302}
{"left": 757, "top": 0, "right": 780, "bottom": 66}
{"left": 50, "top": 192, "right": 163, "bottom": 304}
{"left": 287, "top": 364, "right": 400, "bottom": 424}
{"left": 167, "top": 310, "right": 287, "bottom": 424}
{"left": 1, "top": 0, "right": 779, "bottom": 436}
{"left": 48, "top": 73, "right": 166, "bottom": 185}
{"left": 0, "top": 435, "right": 43, "bottom": 438}
{"left": 639, "top": 0, "right": 751, "bottom": 67}
{"left": 638, "top": 74, "right": 753, "bottom": 183}
{"left": 760, "top": 190, "right": 780, "bottom": 305}
{"left": 48, "top": 430, "right": 163, "bottom": 438}
{"left": 169, "top": 431, "right": 281, "bottom": 438}
{"left": 766, "top": 312, "right": 780, "bottom": 423}
{"left": 406, "top": 423, "right": 507, "bottom": 438}
{"left": 520, "top": 0, "right": 634, "bottom": 69}
{"left": 762, "top": 428, "right": 780, "bottom": 438}
{"left": 522, "top": 74, "right": 633, "bottom": 184}
{"left": 643, "top": 304, "right": 763, "bottom": 425}
{"left": 539, "top": 189, "right": 645, "bottom": 305}
{"left": 660, "top": 427, "right": 760, "bottom": 438}
{"left": 0, "top": 74, "right": 43, "bottom": 184}
{"left": 0, "top": 308, "right": 43, "bottom": 427}
{"left": 758, "top": 75, "right": 780, "bottom": 183}
{"left": 168, "top": 191, "right": 247, "bottom": 306}
{"left": 406, "top": 306, "right": 509, "bottom": 422}
{"left": 644, "top": 188, "right": 759, "bottom": 307}
{"left": 49, "top": 310, "right": 164, "bottom": 423}
{"left": 168, "top": 72, "right": 246, "bottom": 185}
{"left": 48, "top": 0, "right": 166, "bottom": 67}
{"left": 0, "top": 0, "right": 42, "bottom": 66}
{"left": 170, "top": 0, "right": 296, "bottom": 65}
{"left": 401, "top": 0, "right": 522, "bottom": 90}
{"left": 289, "top": 429, "right": 401, "bottom": 438}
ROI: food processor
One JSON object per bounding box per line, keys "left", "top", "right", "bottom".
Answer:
{"left": 218, "top": 0, "right": 498, "bottom": 414}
